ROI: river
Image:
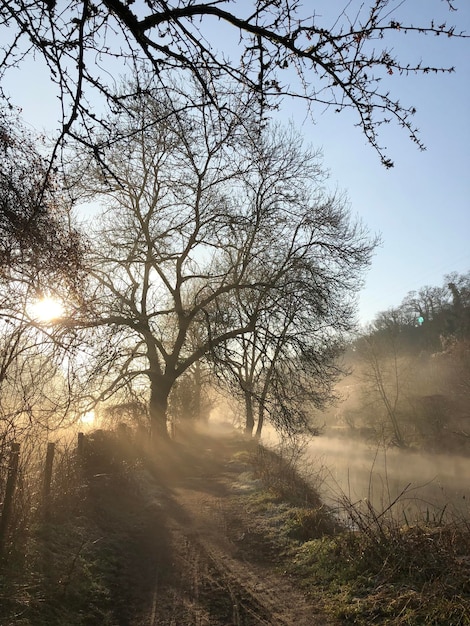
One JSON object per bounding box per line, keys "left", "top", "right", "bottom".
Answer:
{"left": 265, "top": 432, "right": 470, "bottom": 525}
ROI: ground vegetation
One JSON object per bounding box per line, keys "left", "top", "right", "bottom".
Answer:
{"left": 2, "top": 426, "right": 469, "bottom": 625}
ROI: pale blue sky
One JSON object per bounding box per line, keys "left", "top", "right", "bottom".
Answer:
{"left": 4, "top": 1, "right": 469, "bottom": 325}
{"left": 190, "top": 0, "right": 470, "bottom": 323}
{"left": 270, "top": 1, "right": 470, "bottom": 325}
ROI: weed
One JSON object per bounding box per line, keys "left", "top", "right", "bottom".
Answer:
{"left": 249, "top": 439, "right": 470, "bottom": 624}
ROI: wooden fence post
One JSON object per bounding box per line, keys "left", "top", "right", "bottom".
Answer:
{"left": 77, "top": 432, "right": 85, "bottom": 457}
{"left": 42, "top": 442, "right": 55, "bottom": 519}
{"left": 0, "top": 442, "right": 20, "bottom": 554}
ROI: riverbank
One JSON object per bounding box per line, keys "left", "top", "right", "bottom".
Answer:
{"left": 1, "top": 427, "right": 470, "bottom": 625}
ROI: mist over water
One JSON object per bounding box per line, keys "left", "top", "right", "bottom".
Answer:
{"left": 307, "top": 437, "right": 470, "bottom": 520}
{"left": 262, "top": 428, "right": 470, "bottom": 523}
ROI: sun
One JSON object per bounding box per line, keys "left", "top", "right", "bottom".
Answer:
{"left": 80, "top": 411, "right": 95, "bottom": 425}
{"left": 31, "top": 296, "right": 64, "bottom": 322}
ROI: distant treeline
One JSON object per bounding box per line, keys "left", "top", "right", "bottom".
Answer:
{"left": 326, "top": 271, "right": 470, "bottom": 453}
{"left": 366, "top": 270, "right": 470, "bottom": 352}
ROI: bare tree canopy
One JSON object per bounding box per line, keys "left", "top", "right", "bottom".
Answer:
{"left": 68, "top": 88, "right": 376, "bottom": 440}
{"left": 0, "top": 1, "right": 467, "bottom": 167}
{"left": 0, "top": 109, "right": 83, "bottom": 286}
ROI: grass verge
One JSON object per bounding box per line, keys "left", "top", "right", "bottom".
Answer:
{"left": 244, "top": 441, "right": 470, "bottom": 625}
{"left": 0, "top": 430, "right": 162, "bottom": 626}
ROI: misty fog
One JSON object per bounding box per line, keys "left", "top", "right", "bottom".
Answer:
{"left": 305, "top": 435, "right": 470, "bottom": 523}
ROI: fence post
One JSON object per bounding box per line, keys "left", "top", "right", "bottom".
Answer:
{"left": 42, "top": 442, "right": 55, "bottom": 520}
{"left": 77, "top": 432, "right": 85, "bottom": 457}
{"left": 0, "top": 442, "right": 20, "bottom": 555}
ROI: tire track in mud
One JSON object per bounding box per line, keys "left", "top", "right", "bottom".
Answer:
{"left": 149, "top": 516, "right": 273, "bottom": 625}
{"left": 145, "top": 469, "right": 334, "bottom": 626}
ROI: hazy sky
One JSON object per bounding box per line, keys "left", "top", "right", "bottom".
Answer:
{"left": 4, "top": 1, "right": 469, "bottom": 326}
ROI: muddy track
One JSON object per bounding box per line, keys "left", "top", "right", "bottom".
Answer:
{"left": 135, "top": 437, "right": 335, "bottom": 626}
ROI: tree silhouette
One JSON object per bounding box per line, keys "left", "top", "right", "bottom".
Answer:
{"left": 68, "top": 89, "right": 375, "bottom": 440}
{"left": 0, "top": 1, "right": 467, "bottom": 167}
{"left": 0, "top": 109, "right": 83, "bottom": 287}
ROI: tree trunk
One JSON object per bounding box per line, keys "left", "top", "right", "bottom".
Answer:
{"left": 255, "top": 376, "right": 271, "bottom": 439}
{"left": 193, "top": 361, "right": 202, "bottom": 421}
{"left": 255, "top": 404, "right": 264, "bottom": 439}
{"left": 42, "top": 442, "right": 55, "bottom": 520}
{"left": 149, "top": 376, "right": 172, "bottom": 442}
{"left": 244, "top": 389, "right": 254, "bottom": 436}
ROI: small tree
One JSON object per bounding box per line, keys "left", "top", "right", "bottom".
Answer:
{"left": 356, "top": 321, "right": 414, "bottom": 447}
{"left": 213, "top": 262, "right": 352, "bottom": 439}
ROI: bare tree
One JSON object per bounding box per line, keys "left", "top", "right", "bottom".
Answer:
{"left": 0, "top": 107, "right": 85, "bottom": 296}
{"left": 401, "top": 286, "right": 449, "bottom": 323}
{"left": 356, "top": 328, "right": 410, "bottom": 446}
{"left": 68, "top": 90, "right": 375, "bottom": 441}
{"left": 213, "top": 291, "right": 345, "bottom": 439}
{"left": 0, "top": 1, "right": 467, "bottom": 167}
{"left": 210, "top": 123, "right": 373, "bottom": 438}
{"left": 0, "top": 286, "right": 85, "bottom": 450}
{"left": 0, "top": 110, "right": 88, "bottom": 446}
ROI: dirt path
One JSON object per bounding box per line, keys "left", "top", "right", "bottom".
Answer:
{"left": 133, "top": 431, "right": 336, "bottom": 626}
